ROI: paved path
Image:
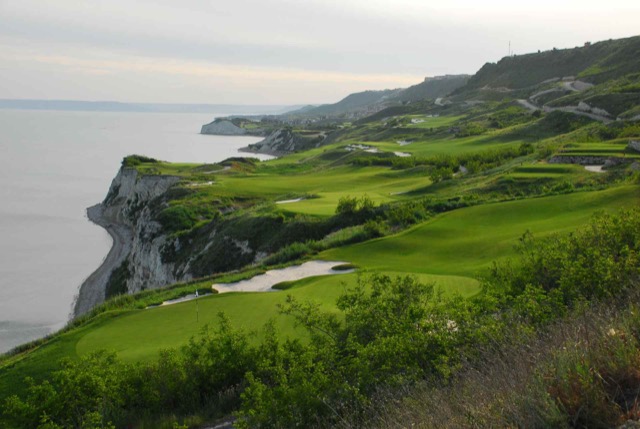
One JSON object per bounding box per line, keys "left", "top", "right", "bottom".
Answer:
{"left": 516, "top": 99, "right": 540, "bottom": 111}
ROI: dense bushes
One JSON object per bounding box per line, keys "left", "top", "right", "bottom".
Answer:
{"left": 485, "top": 208, "right": 640, "bottom": 305}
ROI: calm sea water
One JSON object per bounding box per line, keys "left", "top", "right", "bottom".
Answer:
{"left": 0, "top": 109, "right": 267, "bottom": 353}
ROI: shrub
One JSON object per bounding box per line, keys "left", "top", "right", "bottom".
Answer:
{"left": 122, "top": 155, "right": 159, "bottom": 168}
{"left": 157, "top": 206, "right": 198, "bottom": 233}
{"left": 484, "top": 208, "right": 640, "bottom": 305}
{"left": 263, "top": 242, "right": 312, "bottom": 266}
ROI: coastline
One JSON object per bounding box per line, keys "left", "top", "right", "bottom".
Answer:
{"left": 73, "top": 204, "right": 133, "bottom": 317}
{"left": 238, "top": 145, "right": 285, "bottom": 158}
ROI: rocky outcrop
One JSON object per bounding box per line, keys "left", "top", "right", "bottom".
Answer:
{"left": 74, "top": 168, "right": 181, "bottom": 316}
{"left": 241, "top": 128, "right": 326, "bottom": 156}
{"left": 628, "top": 140, "right": 640, "bottom": 153}
{"left": 201, "top": 120, "right": 247, "bottom": 135}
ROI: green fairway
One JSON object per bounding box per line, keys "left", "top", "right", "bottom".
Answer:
{"left": 404, "top": 115, "right": 464, "bottom": 129}
{"left": 216, "top": 165, "right": 433, "bottom": 215}
{"left": 348, "top": 133, "right": 528, "bottom": 158}
{"left": 505, "top": 163, "right": 587, "bottom": 179}
{"left": 323, "top": 185, "right": 640, "bottom": 276}
{"left": 561, "top": 139, "right": 639, "bottom": 158}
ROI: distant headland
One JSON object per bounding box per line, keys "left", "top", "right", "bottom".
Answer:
{"left": 0, "top": 99, "right": 300, "bottom": 115}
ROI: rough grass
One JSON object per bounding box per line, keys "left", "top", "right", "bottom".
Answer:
{"left": 359, "top": 296, "right": 640, "bottom": 429}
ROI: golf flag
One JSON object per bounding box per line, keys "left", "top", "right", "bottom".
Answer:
{"left": 195, "top": 289, "right": 200, "bottom": 322}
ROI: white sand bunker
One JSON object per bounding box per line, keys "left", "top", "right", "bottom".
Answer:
{"left": 276, "top": 198, "right": 305, "bottom": 204}
{"left": 585, "top": 165, "right": 605, "bottom": 173}
{"left": 394, "top": 151, "right": 411, "bottom": 157}
{"left": 212, "top": 260, "right": 353, "bottom": 293}
{"left": 151, "top": 292, "right": 213, "bottom": 307}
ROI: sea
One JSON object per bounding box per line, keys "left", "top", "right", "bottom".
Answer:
{"left": 0, "top": 109, "right": 268, "bottom": 353}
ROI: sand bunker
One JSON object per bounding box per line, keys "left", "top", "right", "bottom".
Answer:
{"left": 159, "top": 292, "right": 213, "bottom": 306}
{"left": 394, "top": 151, "right": 411, "bottom": 157}
{"left": 585, "top": 165, "right": 605, "bottom": 173}
{"left": 276, "top": 198, "right": 305, "bottom": 204}
{"left": 212, "top": 260, "right": 353, "bottom": 293}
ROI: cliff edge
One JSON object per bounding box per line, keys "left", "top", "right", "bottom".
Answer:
{"left": 200, "top": 119, "right": 247, "bottom": 135}
{"left": 74, "top": 167, "right": 180, "bottom": 317}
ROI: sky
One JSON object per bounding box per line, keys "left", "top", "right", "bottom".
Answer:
{"left": 0, "top": 0, "right": 638, "bottom": 105}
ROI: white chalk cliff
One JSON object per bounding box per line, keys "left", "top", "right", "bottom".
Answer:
{"left": 74, "top": 168, "right": 183, "bottom": 316}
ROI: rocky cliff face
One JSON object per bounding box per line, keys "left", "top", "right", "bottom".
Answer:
{"left": 200, "top": 120, "right": 247, "bottom": 135}
{"left": 104, "top": 168, "right": 187, "bottom": 293}
{"left": 243, "top": 128, "right": 325, "bottom": 155}
{"left": 74, "top": 168, "right": 182, "bottom": 316}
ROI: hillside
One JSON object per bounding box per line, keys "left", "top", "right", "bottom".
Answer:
{"left": 2, "top": 35, "right": 640, "bottom": 429}
{"left": 446, "top": 36, "right": 640, "bottom": 121}
{"left": 302, "top": 88, "right": 401, "bottom": 117}
{"left": 393, "top": 74, "right": 470, "bottom": 102}
{"left": 255, "top": 75, "right": 469, "bottom": 122}
{"left": 459, "top": 36, "right": 640, "bottom": 91}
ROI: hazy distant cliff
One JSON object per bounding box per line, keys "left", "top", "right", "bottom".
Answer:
{"left": 241, "top": 128, "right": 326, "bottom": 155}
{"left": 201, "top": 119, "right": 247, "bottom": 135}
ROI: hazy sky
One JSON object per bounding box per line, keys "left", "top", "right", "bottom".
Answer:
{"left": 0, "top": 0, "right": 638, "bottom": 105}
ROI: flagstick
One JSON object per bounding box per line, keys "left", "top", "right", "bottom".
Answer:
{"left": 195, "top": 289, "right": 199, "bottom": 323}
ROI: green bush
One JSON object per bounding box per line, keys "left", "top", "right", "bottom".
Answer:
{"left": 484, "top": 208, "right": 640, "bottom": 305}
{"left": 157, "top": 206, "right": 198, "bottom": 233}
{"left": 262, "top": 242, "right": 312, "bottom": 266}
{"left": 122, "top": 155, "right": 159, "bottom": 168}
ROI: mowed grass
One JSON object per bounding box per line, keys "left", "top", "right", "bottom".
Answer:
{"left": 561, "top": 139, "right": 640, "bottom": 158}
{"left": 350, "top": 134, "right": 528, "bottom": 158}
{"left": 215, "top": 165, "right": 433, "bottom": 216}
{"left": 323, "top": 185, "right": 640, "bottom": 277}
{"left": 0, "top": 311, "right": 129, "bottom": 402}
{"left": 404, "top": 115, "right": 464, "bottom": 129}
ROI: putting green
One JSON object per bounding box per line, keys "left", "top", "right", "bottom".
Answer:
{"left": 75, "top": 272, "right": 477, "bottom": 362}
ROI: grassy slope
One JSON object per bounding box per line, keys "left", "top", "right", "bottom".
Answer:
{"left": 2, "top": 184, "right": 636, "bottom": 401}
{"left": 325, "top": 185, "right": 640, "bottom": 276}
